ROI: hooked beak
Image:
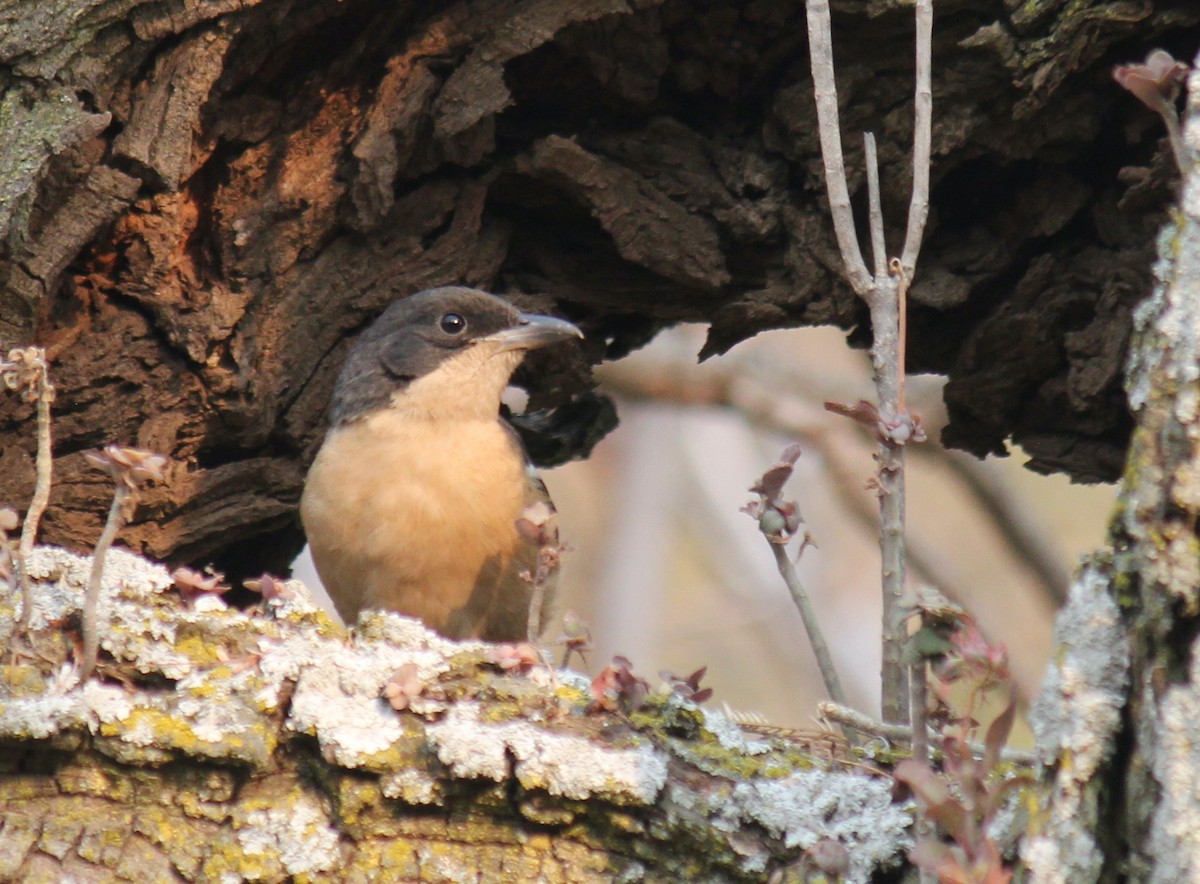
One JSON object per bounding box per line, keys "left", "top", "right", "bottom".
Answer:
{"left": 482, "top": 312, "right": 584, "bottom": 351}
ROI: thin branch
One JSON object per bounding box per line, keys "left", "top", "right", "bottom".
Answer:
{"left": 17, "top": 360, "right": 53, "bottom": 630}
{"left": 599, "top": 358, "right": 1065, "bottom": 633}
{"left": 876, "top": 437, "right": 909, "bottom": 723}
{"left": 769, "top": 541, "right": 847, "bottom": 706}
{"left": 864, "top": 133, "right": 887, "bottom": 278}
{"left": 1159, "top": 97, "right": 1191, "bottom": 174}
{"left": 804, "top": 0, "right": 872, "bottom": 294}
{"left": 2, "top": 348, "right": 55, "bottom": 633}
{"left": 78, "top": 446, "right": 167, "bottom": 681}
{"left": 889, "top": 260, "right": 911, "bottom": 413}
{"left": 909, "top": 661, "right": 928, "bottom": 766}
{"left": 80, "top": 485, "right": 130, "bottom": 681}
{"left": 899, "top": 0, "right": 933, "bottom": 274}
{"left": 817, "top": 701, "right": 1038, "bottom": 766}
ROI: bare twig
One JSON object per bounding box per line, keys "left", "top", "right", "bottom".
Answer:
{"left": 889, "top": 261, "right": 929, "bottom": 793}
{"left": 79, "top": 446, "right": 167, "bottom": 680}
{"left": 770, "top": 542, "right": 848, "bottom": 707}
{"left": 875, "top": 417, "right": 909, "bottom": 723}
{"left": 803, "top": 0, "right": 871, "bottom": 294}
{"left": 804, "top": 0, "right": 934, "bottom": 724}
{"left": 1160, "top": 99, "right": 1191, "bottom": 174}
{"left": 80, "top": 484, "right": 131, "bottom": 681}
{"left": 908, "top": 650, "right": 933, "bottom": 873}
{"left": 900, "top": 0, "right": 934, "bottom": 274}
{"left": 744, "top": 445, "right": 848, "bottom": 709}
{"left": 515, "top": 502, "right": 565, "bottom": 643}
{"left": 515, "top": 502, "right": 569, "bottom": 694}
{"left": 910, "top": 658, "right": 929, "bottom": 762}
{"left": 817, "top": 700, "right": 1038, "bottom": 766}
{"left": 20, "top": 381, "right": 54, "bottom": 626}
{"left": 2, "top": 348, "right": 55, "bottom": 633}
{"left": 864, "top": 133, "right": 887, "bottom": 278}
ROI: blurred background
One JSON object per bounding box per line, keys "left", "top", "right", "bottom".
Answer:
{"left": 295, "top": 324, "right": 1116, "bottom": 735}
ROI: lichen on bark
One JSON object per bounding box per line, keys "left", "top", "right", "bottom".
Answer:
{"left": 0, "top": 546, "right": 913, "bottom": 881}
{"left": 1026, "top": 52, "right": 1200, "bottom": 884}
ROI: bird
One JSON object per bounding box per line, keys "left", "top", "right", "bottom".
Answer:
{"left": 300, "top": 286, "right": 583, "bottom": 641}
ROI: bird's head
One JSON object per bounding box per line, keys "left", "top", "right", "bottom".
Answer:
{"left": 329, "top": 287, "right": 583, "bottom": 425}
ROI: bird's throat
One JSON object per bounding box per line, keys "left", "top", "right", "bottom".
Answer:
{"left": 384, "top": 342, "right": 524, "bottom": 422}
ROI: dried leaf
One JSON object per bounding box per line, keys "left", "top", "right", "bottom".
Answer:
{"left": 87, "top": 445, "right": 169, "bottom": 489}
{"left": 660, "top": 665, "right": 714, "bottom": 704}
{"left": 171, "top": 566, "right": 231, "bottom": 603}
{"left": 1114, "top": 49, "right": 1189, "bottom": 110}
{"left": 243, "top": 573, "right": 296, "bottom": 601}
{"left": 805, "top": 838, "right": 850, "bottom": 877}
{"left": 487, "top": 642, "right": 541, "bottom": 674}
{"left": 748, "top": 443, "right": 803, "bottom": 502}
{"left": 983, "top": 691, "right": 1018, "bottom": 773}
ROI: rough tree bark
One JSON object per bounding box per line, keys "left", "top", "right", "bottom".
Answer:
{"left": 0, "top": 0, "right": 1196, "bottom": 582}
{"left": 0, "top": 548, "right": 913, "bottom": 882}
{"left": 4, "top": 2, "right": 1200, "bottom": 881}
{"left": 1024, "top": 56, "right": 1200, "bottom": 884}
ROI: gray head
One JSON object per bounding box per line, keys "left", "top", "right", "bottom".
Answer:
{"left": 329, "top": 287, "right": 582, "bottom": 425}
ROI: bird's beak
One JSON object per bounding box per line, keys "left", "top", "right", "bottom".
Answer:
{"left": 482, "top": 313, "right": 584, "bottom": 351}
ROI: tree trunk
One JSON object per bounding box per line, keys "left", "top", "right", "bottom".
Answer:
{"left": 4, "top": 2, "right": 1200, "bottom": 880}
{"left": 1024, "top": 57, "right": 1200, "bottom": 884}
{"left": 0, "top": 547, "right": 911, "bottom": 882}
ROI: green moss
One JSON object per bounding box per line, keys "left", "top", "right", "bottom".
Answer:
{"left": 671, "top": 734, "right": 806, "bottom": 780}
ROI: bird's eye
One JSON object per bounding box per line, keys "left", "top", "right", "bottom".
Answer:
{"left": 439, "top": 312, "right": 466, "bottom": 335}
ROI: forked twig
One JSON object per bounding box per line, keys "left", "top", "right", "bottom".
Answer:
{"left": 803, "top": 0, "right": 934, "bottom": 727}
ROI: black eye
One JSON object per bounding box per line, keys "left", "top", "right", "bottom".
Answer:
{"left": 439, "top": 312, "right": 466, "bottom": 335}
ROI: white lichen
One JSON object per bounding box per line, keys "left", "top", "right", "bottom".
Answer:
{"left": 237, "top": 793, "right": 341, "bottom": 876}
{"left": 708, "top": 770, "right": 911, "bottom": 881}
{"left": 0, "top": 546, "right": 913, "bottom": 879}
{"left": 427, "top": 702, "right": 669, "bottom": 803}
{"left": 1024, "top": 560, "right": 1130, "bottom": 882}
{"left": 697, "top": 701, "right": 771, "bottom": 756}
{"left": 1147, "top": 631, "right": 1200, "bottom": 883}
{"left": 380, "top": 768, "right": 442, "bottom": 805}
